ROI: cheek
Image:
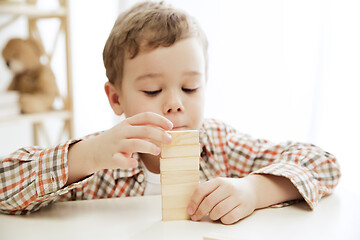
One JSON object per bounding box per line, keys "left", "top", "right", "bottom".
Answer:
{"left": 194, "top": 90, "right": 205, "bottom": 111}
{"left": 124, "top": 94, "right": 160, "bottom": 117}
{"left": 187, "top": 92, "right": 205, "bottom": 128}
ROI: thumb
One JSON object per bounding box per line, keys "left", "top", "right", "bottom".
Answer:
{"left": 112, "top": 153, "right": 139, "bottom": 169}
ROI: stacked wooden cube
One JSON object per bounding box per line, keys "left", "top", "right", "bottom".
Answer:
{"left": 160, "top": 130, "right": 200, "bottom": 221}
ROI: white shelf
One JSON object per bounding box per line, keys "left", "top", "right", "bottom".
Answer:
{"left": 0, "top": 3, "right": 66, "bottom": 17}
{"left": 0, "top": 110, "right": 72, "bottom": 124}
{"left": 0, "top": 0, "right": 73, "bottom": 145}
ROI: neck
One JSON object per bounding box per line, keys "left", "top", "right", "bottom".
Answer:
{"left": 139, "top": 153, "right": 160, "bottom": 174}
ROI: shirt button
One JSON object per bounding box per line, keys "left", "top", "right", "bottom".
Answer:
{"left": 137, "top": 173, "right": 144, "bottom": 183}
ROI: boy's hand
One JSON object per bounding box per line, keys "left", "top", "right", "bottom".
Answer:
{"left": 187, "top": 177, "right": 257, "bottom": 225}
{"left": 91, "top": 112, "right": 173, "bottom": 170}
{"left": 187, "top": 174, "right": 301, "bottom": 225}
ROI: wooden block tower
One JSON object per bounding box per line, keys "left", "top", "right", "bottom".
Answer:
{"left": 160, "top": 130, "right": 200, "bottom": 221}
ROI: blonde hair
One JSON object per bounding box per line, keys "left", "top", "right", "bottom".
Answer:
{"left": 103, "top": 1, "right": 208, "bottom": 86}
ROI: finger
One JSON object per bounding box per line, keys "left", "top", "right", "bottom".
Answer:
{"left": 187, "top": 178, "right": 221, "bottom": 216}
{"left": 126, "top": 112, "right": 173, "bottom": 130}
{"left": 191, "top": 184, "right": 231, "bottom": 221}
{"left": 220, "top": 204, "right": 250, "bottom": 225}
{"left": 209, "top": 196, "right": 237, "bottom": 221}
{"left": 125, "top": 125, "right": 172, "bottom": 144}
{"left": 112, "top": 153, "right": 139, "bottom": 169}
{"left": 119, "top": 139, "right": 161, "bottom": 156}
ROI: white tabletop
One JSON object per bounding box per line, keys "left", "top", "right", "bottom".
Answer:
{"left": 0, "top": 187, "right": 359, "bottom": 240}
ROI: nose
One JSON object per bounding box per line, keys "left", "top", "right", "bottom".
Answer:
{"left": 6, "top": 61, "right": 10, "bottom": 67}
{"left": 164, "top": 92, "right": 184, "bottom": 114}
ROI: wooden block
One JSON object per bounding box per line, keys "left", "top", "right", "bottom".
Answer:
{"left": 203, "top": 237, "right": 221, "bottom": 240}
{"left": 162, "top": 207, "right": 190, "bottom": 221}
{"left": 160, "top": 130, "right": 200, "bottom": 221}
{"left": 161, "top": 182, "right": 198, "bottom": 196}
{"left": 161, "top": 144, "right": 200, "bottom": 158}
{"left": 160, "top": 170, "right": 199, "bottom": 185}
{"left": 162, "top": 194, "right": 193, "bottom": 208}
{"left": 165, "top": 130, "right": 199, "bottom": 145}
{"left": 160, "top": 156, "right": 199, "bottom": 172}
{"left": 203, "top": 236, "right": 223, "bottom": 240}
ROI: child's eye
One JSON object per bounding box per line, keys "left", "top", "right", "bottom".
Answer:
{"left": 143, "top": 90, "right": 162, "bottom": 96}
{"left": 182, "top": 88, "right": 198, "bottom": 93}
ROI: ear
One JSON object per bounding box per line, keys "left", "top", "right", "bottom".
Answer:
{"left": 104, "top": 82, "right": 124, "bottom": 116}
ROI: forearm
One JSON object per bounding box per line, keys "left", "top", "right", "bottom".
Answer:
{"left": 1, "top": 143, "right": 78, "bottom": 214}
{"left": 66, "top": 138, "right": 98, "bottom": 185}
{"left": 247, "top": 174, "right": 302, "bottom": 209}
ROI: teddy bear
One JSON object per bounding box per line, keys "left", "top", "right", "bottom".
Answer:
{"left": 2, "top": 38, "right": 59, "bottom": 113}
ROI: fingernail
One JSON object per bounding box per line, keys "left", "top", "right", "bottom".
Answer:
{"left": 165, "top": 133, "right": 172, "bottom": 144}
{"left": 191, "top": 215, "right": 198, "bottom": 221}
{"left": 156, "top": 146, "right": 161, "bottom": 155}
{"left": 167, "top": 121, "right": 173, "bottom": 129}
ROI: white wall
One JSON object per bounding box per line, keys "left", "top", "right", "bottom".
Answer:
{"left": 0, "top": 0, "right": 359, "bottom": 193}
{"left": 174, "top": 0, "right": 360, "bottom": 193}
{"left": 69, "top": 0, "right": 120, "bottom": 137}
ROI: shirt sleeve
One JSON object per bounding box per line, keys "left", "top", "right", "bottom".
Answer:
{"left": 222, "top": 122, "right": 341, "bottom": 210}
{"left": 0, "top": 139, "right": 92, "bottom": 215}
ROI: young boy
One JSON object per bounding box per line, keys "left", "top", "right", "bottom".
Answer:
{"left": 0, "top": 1, "right": 340, "bottom": 224}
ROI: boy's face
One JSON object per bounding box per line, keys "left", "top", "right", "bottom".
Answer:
{"left": 108, "top": 37, "right": 206, "bottom": 130}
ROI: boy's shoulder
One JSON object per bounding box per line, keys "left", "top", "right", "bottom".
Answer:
{"left": 201, "top": 118, "right": 234, "bottom": 132}
{"left": 200, "top": 118, "right": 242, "bottom": 143}
{"left": 200, "top": 118, "right": 252, "bottom": 143}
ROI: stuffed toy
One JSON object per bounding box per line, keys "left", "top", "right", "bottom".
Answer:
{"left": 1, "top": 38, "right": 59, "bottom": 113}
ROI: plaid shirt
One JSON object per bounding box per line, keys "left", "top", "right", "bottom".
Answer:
{"left": 0, "top": 118, "right": 340, "bottom": 215}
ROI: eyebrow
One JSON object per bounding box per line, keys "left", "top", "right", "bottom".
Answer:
{"left": 135, "top": 71, "right": 202, "bottom": 81}
{"left": 135, "top": 73, "right": 164, "bottom": 81}
{"left": 182, "top": 71, "right": 202, "bottom": 77}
